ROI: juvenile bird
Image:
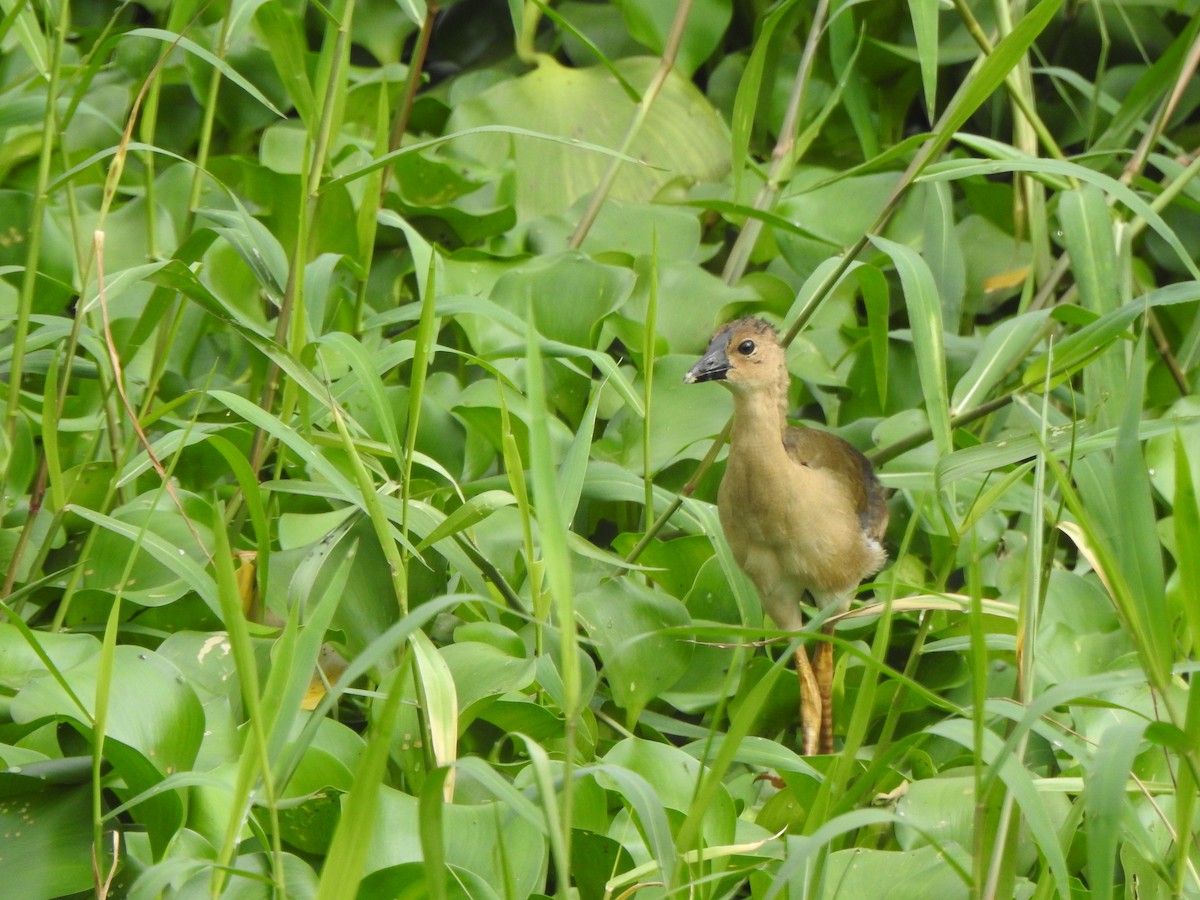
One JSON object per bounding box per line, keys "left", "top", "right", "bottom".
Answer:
{"left": 685, "top": 317, "right": 888, "bottom": 755}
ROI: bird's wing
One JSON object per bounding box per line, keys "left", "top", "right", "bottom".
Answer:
{"left": 783, "top": 427, "right": 889, "bottom": 542}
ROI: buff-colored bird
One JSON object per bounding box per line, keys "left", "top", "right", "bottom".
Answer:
{"left": 685, "top": 317, "right": 888, "bottom": 754}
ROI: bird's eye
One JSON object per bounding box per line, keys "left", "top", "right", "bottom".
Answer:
{"left": 737, "top": 339, "right": 756, "bottom": 355}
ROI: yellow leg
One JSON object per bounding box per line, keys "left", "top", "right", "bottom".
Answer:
{"left": 814, "top": 624, "right": 835, "bottom": 754}
{"left": 793, "top": 645, "right": 821, "bottom": 756}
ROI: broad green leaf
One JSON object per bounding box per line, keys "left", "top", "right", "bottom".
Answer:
{"left": 589, "top": 756, "right": 679, "bottom": 889}
{"left": 445, "top": 57, "right": 729, "bottom": 221}
{"left": 575, "top": 578, "right": 692, "bottom": 725}
{"left": 0, "top": 784, "right": 92, "bottom": 900}
{"left": 70, "top": 496, "right": 219, "bottom": 612}
{"left": 361, "top": 785, "right": 547, "bottom": 898}
{"left": 11, "top": 646, "right": 204, "bottom": 859}
{"left": 613, "top": 0, "right": 732, "bottom": 77}
{"left": 491, "top": 251, "right": 634, "bottom": 349}
{"left": 927, "top": 719, "right": 1072, "bottom": 900}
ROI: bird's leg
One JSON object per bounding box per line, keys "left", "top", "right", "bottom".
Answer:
{"left": 814, "top": 623, "right": 835, "bottom": 754}
{"left": 793, "top": 643, "right": 822, "bottom": 756}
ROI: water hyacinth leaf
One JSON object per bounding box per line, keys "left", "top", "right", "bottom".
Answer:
{"left": 588, "top": 759, "right": 677, "bottom": 889}
{"left": 0, "top": 625, "right": 99, "bottom": 695}
{"left": 825, "top": 844, "right": 975, "bottom": 899}
{"left": 491, "top": 251, "right": 634, "bottom": 349}
{"left": 439, "top": 637, "right": 536, "bottom": 715}
{"left": 575, "top": 579, "right": 692, "bottom": 726}
{"left": 765, "top": 808, "right": 908, "bottom": 898}
{"left": 928, "top": 719, "right": 1072, "bottom": 900}
{"left": 362, "top": 785, "right": 547, "bottom": 897}
{"left": 614, "top": 0, "right": 731, "bottom": 77}
{"left": 69, "top": 499, "right": 219, "bottom": 613}
{"left": 11, "top": 645, "right": 204, "bottom": 858}
{"left": 0, "top": 784, "right": 92, "bottom": 900}
{"left": 445, "top": 57, "right": 729, "bottom": 222}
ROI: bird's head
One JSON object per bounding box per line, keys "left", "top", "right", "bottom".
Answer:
{"left": 684, "top": 317, "right": 787, "bottom": 393}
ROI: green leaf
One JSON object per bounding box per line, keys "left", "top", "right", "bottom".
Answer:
{"left": 951, "top": 310, "right": 1050, "bottom": 413}
{"left": 126, "top": 28, "right": 286, "bottom": 118}
{"left": 445, "top": 57, "right": 729, "bottom": 221}
{"left": 1085, "top": 720, "right": 1148, "bottom": 900}
{"left": 575, "top": 578, "right": 692, "bottom": 726}
{"left": 316, "top": 667, "right": 407, "bottom": 900}
{"left": 906, "top": 0, "right": 939, "bottom": 121}
{"left": 0, "top": 785, "right": 92, "bottom": 900}
{"left": 870, "top": 235, "right": 952, "bottom": 459}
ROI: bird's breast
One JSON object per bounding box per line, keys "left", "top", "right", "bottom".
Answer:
{"left": 718, "top": 454, "right": 883, "bottom": 601}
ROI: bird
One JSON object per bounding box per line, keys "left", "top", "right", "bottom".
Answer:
{"left": 684, "top": 317, "right": 888, "bottom": 755}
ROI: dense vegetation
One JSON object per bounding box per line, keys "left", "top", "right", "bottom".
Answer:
{"left": 2, "top": 0, "right": 1199, "bottom": 896}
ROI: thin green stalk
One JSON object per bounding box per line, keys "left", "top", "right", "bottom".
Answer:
{"left": 568, "top": 0, "right": 693, "bottom": 248}
{"left": 327, "top": 389, "right": 409, "bottom": 614}
{"left": 91, "top": 595, "right": 121, "bottom": 893}
{"left": 251, "top": 0, "right": 355, "bottom": 476}
{"left": 3, "top": 0, "right": 68, "bottom": 468}
{"left": 722, "top": 0, "right": 830, "bottom": 284}
{"left": 642, "top": 247, "right": 659, "bottom": 528}
{"left": 1120, "top": 27, "right": 1200, "bottom": 188}
{"left": 516, "top": 0, "right": 545, "bottom": 65}
{"left": 185, "top": 9, "right": 234, "bottom": 218}
{"left": 524, "top": 316, "right": 579, "bottom": 897}
{"left": 968, "top": 532, "right": 990, "bottom": 897}
{"left": 399, "top": 262, "right": 440, "bottom": 615}
{"left": 982, "top": 363, "right": 1051, "bottom": 899}
{"left": 382, "top": 2, "right": 438, "bottom": 197}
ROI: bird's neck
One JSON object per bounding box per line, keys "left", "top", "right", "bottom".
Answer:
{"left": 728, "top": 385, "right": 789, "bottom": 453}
